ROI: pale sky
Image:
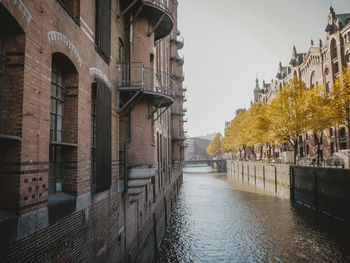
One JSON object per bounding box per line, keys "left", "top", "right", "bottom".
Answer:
{"left": 177, "top": 0, "right": 350, "bottom": 137}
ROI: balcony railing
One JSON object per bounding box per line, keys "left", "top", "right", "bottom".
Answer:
{"left": 170, "top": 35, "right": 184, "bottom": 49}
{"left": 173, "top": 71, "right": 184, "bottom": 82}
{"left": 117, "top": 62, "right": 175, "bottom": 98}
{"left": 119, "top": 0, "right": 174, "bottom": 41}
{"left": 171, "top": 53, "right": 184, "bottom": 65}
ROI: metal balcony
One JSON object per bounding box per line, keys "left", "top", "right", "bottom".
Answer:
{"left": 173, "top": 71, "right": 184, "bottom": 82}
{"left": 117, "top": 62, "right": 175, "bottom": 108}
{"left": 170, "top": 35, "right": 184, "bottom": 49}
{"left": 119, "top": 0, "right": 174, "bottom": 41}
{"left": 171, "top": 53, "right": 184, "bottom": 66}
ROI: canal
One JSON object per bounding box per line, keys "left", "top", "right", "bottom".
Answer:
{"left": 156, "top": 165, "right": 350, "bottom": 262}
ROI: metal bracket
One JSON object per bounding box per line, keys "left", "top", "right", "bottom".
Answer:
{"left": 117, "top": 0, "right": 139, "bottom": 18}
{"left": 152, "top": 106, "right": 168, "bottom": 123}
{"left": 147, "top": 14, "right": 165, "bottom": 37}
{"left": 118, "top": 89, "right": 144, "bottom": 116}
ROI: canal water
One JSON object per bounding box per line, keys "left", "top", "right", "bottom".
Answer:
{"left": 156, "top": 165, "right": 350, "bottom": 263}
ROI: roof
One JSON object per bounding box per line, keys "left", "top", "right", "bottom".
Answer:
{"left": 335, "top": 13, "right": 350, "bottom": 29}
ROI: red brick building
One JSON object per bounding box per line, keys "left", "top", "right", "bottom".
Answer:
{"left": 253, "top": 7, "right": 350, "bottom": 164}
{"left": 0, "top": 0, "right": 185, "bottom": 261}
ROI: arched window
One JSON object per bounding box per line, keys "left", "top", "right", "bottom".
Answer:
{"left": 0, "top": 4, "right": 25, "bottom": 212}
{"left": 49, "top": 53, "right": 78, "bottom": 195}
{"left": 330, "top": 38, "right": 337, "bottom": 59}
{"left": 310, "top": 71, "right": 315, "bottom": 88}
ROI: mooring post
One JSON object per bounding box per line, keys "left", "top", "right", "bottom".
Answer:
{"left": 290, "top": 166, "right": 295, "bottom": 201}
{"left": 313, "top": 171, "right": 318, "bottom": 211}
{"left": 248, "top": 165, "right": 250, "bottom": 183}
{"left": 263, "top": 166, "right": 265, "bottom": 189}
{"left": 254, "top": 166, "right": 256, "bottom": 185}
{"left": 242, "top": 164, "right": 244, "bottom": 181}
{"left": 274, "top": 166, "right": 277, "bottom": 194}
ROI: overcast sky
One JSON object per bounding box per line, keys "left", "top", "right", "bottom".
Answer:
{"left": 177, "top": 0, "right": 350, "bottom": 138}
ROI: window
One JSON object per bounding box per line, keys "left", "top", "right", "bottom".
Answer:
{"left": 49, "top": 53, "right": 78, "bottom": 196}
{"left": 91, "top": 80, "right": 111, "bottom": 192}
{"left": 330, "top": 142, "right": 335, "bottom": 155}
{"left": 49, "top": 62, "right": 66, "bottom": 194}
{"left": 0, "top": 37, "right": 5, "bottom": 133}
{"left": 340, "top": 127, "right": 346, "bottom": 138}
{"left": 50, "top": 63, "right": 65, "bottom": 142}
{"left": 91, "top": 86, "right": 97, "bottom": 188}
{"left": 95, "top": 0, "right": 111, "bottom": 62}
{"left": 330, "top": 38, "right": 337, "bottom": 59}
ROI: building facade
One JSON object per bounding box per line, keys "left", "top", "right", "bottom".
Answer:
{"left": 254, "top": 7, "right": 350, "bottom": 162}
{"left": 0, "top": 0, "right": 185, "bottom": 262}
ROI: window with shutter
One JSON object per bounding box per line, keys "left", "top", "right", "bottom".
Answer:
{"left": 95, "top": 0, "right": 111, "bottom": 62}
{"left": 0, "top": 38, "right": 5, "bottom": 133}
{"left": 92, "top": 80, "right": 111, "bottom": 192}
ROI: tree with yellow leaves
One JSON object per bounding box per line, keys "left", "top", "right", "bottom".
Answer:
{"left": 305, "top": 84, "right": 333, "bottom": 165}
{"left": 330, "top": 67, "right": 350, "bottom": 147}
{"left": 268, "top": 77, "right": 309, "bottom": 164}
{"left": 206, "top": 132, "right": 223, "bottom": 157}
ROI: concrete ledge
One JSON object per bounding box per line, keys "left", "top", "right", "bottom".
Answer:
{"left": 128, "top": 166, "right": 156, "bottom": 180}
{"left": 128, "top": 179, "right": 151, "bottom": 188}
{"left": 18, "top": 207, "right": 48, "bottom": 239}
{"left": 128, "top": 187, "right": 144, "bottom": 195}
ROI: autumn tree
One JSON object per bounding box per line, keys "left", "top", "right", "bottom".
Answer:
{"left": 206, "top": 132, "right": 223, "bottom": 156}
{"left": 305, "top": 84, "right": 333, "bottom": 165}
{"left": 330, "top": 67, "right": 350, "bottom": 147}
{"left": 268, "top": 77, "right": 309, "bottom": 164}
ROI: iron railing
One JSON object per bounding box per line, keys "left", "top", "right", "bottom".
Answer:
{"left": 145, "top": 0, "right": 175, "bottom": 17}
{"left": 117, "top": 62, "right": 175, "bottom": 98}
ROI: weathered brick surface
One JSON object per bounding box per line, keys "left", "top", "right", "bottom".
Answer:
{"left": 0, "top": 0, "right": 184, "bottom": 261}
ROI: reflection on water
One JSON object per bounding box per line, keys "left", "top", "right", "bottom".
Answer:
{"left": 157, "top": 165, "right": 350, "bottom": 263}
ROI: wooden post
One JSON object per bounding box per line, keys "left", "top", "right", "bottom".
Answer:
{"left": 254, "top": 166, "right": 256, "bottom": 185}
{"left": 274, "top": 166, "right": 277, "bottom": 194}
{"left": 263, "top": 166, "right": 265, "bottom": 189}
{"left": 313, "top": 171, "right": 318, "bottom": 211}
{"left": 290, "top": 166, "right": 294, "bottom": 201}
{"left": 248, "top": 165, "right": 250, "bottom": 183}
{"left": 242, "top": 164, "right": 244, "bottom": 181}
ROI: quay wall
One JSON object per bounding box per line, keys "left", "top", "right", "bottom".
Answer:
{"left": 227, "top": 160, "right": 290, "bottom": 198}
{"left": 227, "top": 160, "right": 350, "bottom": 223}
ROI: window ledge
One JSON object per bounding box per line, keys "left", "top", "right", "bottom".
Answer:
{"left": 56, "top": 0, "right": 81, "bottom": 27}
{"left": 95, "top": 46, "right": 111, "bottom": 65}
{"left": 0, "top": 133, "right": 21, "bottom": 143}
{"left": 50, "top": 141, "right": 77, "bottom": 147}
{"left": 48, "top": 193, "right": 76, "bottom": 224}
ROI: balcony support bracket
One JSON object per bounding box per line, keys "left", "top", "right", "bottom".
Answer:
{"left": 151, "top": 105, "right": 169, "bottom": 123}
{"left": 117, "top": 0, "right": 140, "bottom": 18}
{"left": 147, "top": 13, "right": 165, "bottom": 37}
{"left": 118, "top": 89, "right": 144, "bottom": 117}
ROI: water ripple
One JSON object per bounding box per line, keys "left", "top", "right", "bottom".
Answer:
{"left": 156, "top": 167, "right": 350, "bottom": 263}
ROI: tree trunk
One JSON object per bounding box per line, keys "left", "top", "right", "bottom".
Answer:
{"left": 314, "top": 132, "right": 320, "bottom": 166}
{"left": 293, "top": 139, "right": 298, "bottom": 165}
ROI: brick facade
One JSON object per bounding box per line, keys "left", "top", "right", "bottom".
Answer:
{"left": 0, "top": 0, "right": 185, "bottom": 261}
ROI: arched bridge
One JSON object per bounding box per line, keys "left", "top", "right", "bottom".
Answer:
{"left": 183, "top": 159, "right": 227, "bottom": 172}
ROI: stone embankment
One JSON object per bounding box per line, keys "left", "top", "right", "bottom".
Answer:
{"left": 227, "top": 160, "right": 290, "bottom": 198}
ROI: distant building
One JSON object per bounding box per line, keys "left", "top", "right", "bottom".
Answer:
{"left": 185, "top": 137, "right": 211, "bottom": 160}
